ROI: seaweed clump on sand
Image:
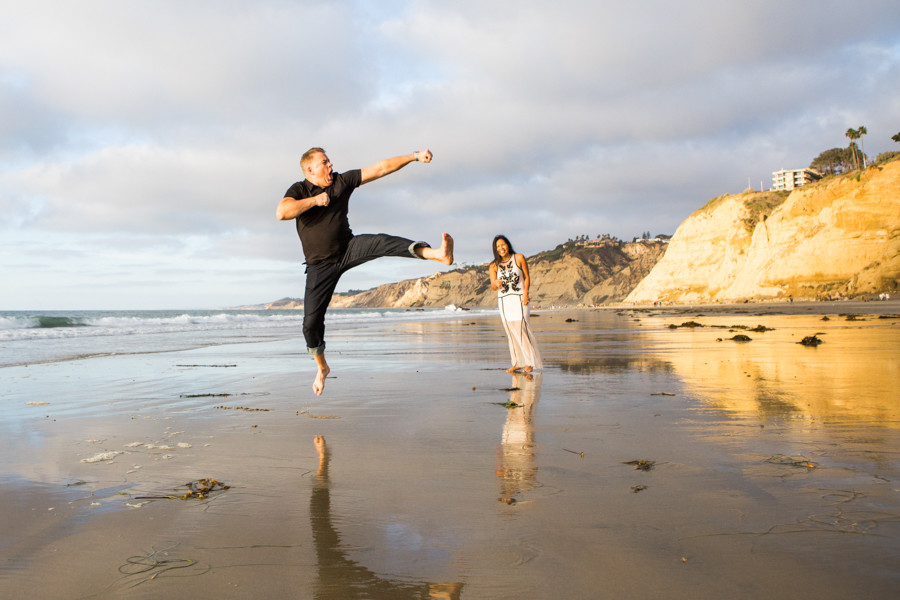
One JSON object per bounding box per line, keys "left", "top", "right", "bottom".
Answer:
{"left": 136, "top": 478, "right": 230, "bottom": 501}
{"left": 668, "top": 321, "right": 704, "bottom": 329}
{"left": 765, "top": 455, "right": 816, "bottom": 469}
{"left": 798, "top": 335, "right": 824, "bottom": 346}
{"left": 182, "top": 478, "right": 229, "bottom": 498}
{"left": 716, "top": 334, "right": 752, "bottom": 342}
{"left": 624, "top": 460, "right": 656, "bottom": 471}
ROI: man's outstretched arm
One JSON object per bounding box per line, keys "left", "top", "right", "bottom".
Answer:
{"left": 360, "top": 149, "right": 432, "bottom": 185}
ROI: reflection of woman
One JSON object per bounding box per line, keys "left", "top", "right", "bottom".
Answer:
{"left": 489, "top": 235, "right": 543, "bottom": 373}
{"left": 497, "top": 373, "right": 542, "bottom": 501}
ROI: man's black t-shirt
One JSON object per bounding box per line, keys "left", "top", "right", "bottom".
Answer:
{"left": 284, "top": 169, "right": 362, "bottom": 264}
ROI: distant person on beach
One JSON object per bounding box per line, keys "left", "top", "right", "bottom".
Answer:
{"left": 277, "top": 147, "right": 453, "bottom": 396}
{"left": 489, "top": 235, "right": 542, "bottom": 373}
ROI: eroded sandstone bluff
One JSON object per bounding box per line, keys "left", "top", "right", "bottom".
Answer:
{"left": 267, "top": 240, "right": 668, "bottom": 310}
{"left": 626, "top": 158, "right": 900, "bottom": 304}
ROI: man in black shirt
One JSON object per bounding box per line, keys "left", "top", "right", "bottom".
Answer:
{"left": 277, "top": 147, "right": 453, "bottom": 396}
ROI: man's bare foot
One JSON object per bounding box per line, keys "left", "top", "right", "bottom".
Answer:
{"left": 417, "top": 233, "right": 454, "bottom": 265}
{"left": 312, "top": 355, "right": 330, "bottom": 396}
{"left": 437, "top": 233, "right": 454, "bottom": 265}
{"left": 506, "top": 365, "right": 522, "bottom": 373}
{"left": 313, "top": 366, "right": 330, "bottom": 396}
{"left": 524, "top": 365, "right": 533, "bottom": 373}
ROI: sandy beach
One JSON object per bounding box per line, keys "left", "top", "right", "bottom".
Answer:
{"left": 2, "top": 301, "right": 899, "bottom": 599}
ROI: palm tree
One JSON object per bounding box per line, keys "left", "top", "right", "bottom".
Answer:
{"left": 845, "top": 128, "right": 860, "bottom": 170}
{"left": 857, "top": 125, "right": 868, "bottom": 168}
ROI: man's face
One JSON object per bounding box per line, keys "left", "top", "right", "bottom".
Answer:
{"left": 305, "top": 152, "right": 333, "bottom": 187}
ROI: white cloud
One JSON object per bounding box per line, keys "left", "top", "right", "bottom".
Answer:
{"left": 2, "top": 0, "right": 899, "bottom": 308}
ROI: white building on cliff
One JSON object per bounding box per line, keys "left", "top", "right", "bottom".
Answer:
{"left": 772, "top": 168, "right": 822, "bottom": 191}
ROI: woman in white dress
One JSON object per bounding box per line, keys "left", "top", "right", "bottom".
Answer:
{"left": 489, "top": 235, "right": 543, "bottom": 373}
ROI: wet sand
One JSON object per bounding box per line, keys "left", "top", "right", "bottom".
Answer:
{"left": 1, "top": 301, "right": 899, "bottom": 599}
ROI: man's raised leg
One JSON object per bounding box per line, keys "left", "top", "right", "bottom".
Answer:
{"left": 415, "top": 233, "right": 454, "bottom": 265}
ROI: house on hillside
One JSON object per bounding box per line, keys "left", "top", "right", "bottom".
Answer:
{"left": 575, "top": 239, "right": 612, "bottom": 247}
{"left": 575, "top": 233, "right": 620, "bottom": 247}
{"left": 772, "top": 168, "right": 822, "bottom": 191}
{"left": 631, "top": 234, "right": 671, "bottom": 244}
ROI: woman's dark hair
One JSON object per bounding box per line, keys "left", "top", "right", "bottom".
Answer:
{"left": 491, "top": 234, "right": 516, "bottom": 265}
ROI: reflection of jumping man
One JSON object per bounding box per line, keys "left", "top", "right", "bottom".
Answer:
{"left": 277, "top": 148, "right": 454, "bottom": 395}
{"left": 311, "top": 436, "right": 462, "bottom": 599}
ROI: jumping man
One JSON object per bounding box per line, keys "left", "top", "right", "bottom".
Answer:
{"left": 277, "top": 148, "right": 453, "bottom": 396}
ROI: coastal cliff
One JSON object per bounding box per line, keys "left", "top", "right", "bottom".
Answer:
{"left": 267, "top": 240, "right": 668, "bottom": 310}
{"left": 625, "top": 159, "right": 900, "bottom": 304}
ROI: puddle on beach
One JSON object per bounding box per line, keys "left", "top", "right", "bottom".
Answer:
{"left": 473, "top": 307, "right": 900, "bottom": 428}
{"left": 633, "top": 312, "right": 900, "bottom": 427}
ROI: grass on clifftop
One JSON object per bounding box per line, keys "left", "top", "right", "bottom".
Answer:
{"left": 741, "top": 190, "right": 790, "bottom": 232}
{"left": 697, "top": 193, "right": 731, "bottom": 214}
{"left": 695, "top": 189, "right": 790, "bottom": 233}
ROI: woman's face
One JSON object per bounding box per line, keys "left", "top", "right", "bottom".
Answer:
{"left": 495, "top": 238, "right": 510, "bottom": 258}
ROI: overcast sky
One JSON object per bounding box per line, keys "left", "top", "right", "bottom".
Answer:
{"left": 2, "top": 0, "right": 899, "bottom": 310}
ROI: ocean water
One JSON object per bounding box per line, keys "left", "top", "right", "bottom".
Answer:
{"left": 0, "top": 307, "right": 488, "bottom": 368}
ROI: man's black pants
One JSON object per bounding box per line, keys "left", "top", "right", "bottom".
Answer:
{"left": 302, "top": 233, "right": 426, "bottom": 354}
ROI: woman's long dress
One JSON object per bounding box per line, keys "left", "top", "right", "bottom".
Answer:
{"left": 496, "top": 257, "right": 543, "bottom": 370}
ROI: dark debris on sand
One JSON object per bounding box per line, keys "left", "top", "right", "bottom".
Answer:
{"left": 136, "top": 478, "right": 230, "bottom": 501}
{"left": 625, "top": 460, "right": 656, "bottom": 471}
{"left": 765, "top": 455, "right": 817, "bottom": 469}
{"left": 668, "top": 321, "right": 704, "bottom": 329}
{"left": 798, "top": 335, "right": 824, "bottom": 346}
{"left": 716, "top": 334, "right": 753, "bottom": 342}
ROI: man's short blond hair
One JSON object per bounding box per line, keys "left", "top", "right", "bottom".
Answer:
{"left": 300, "top": 147, "right": 326, "bottom": 171}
